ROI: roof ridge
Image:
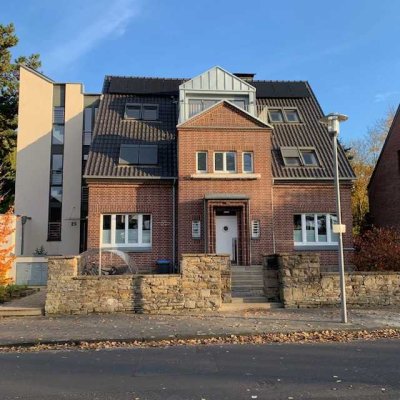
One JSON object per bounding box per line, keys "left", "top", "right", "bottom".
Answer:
{"left": 105, "top": 75, "right": 189, "bottom": 81}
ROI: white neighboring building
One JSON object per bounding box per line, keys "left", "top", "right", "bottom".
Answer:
{"left": 15, "top": 66, "right": 100, "bottom": 259}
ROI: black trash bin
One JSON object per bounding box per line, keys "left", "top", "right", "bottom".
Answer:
{"left": 156, "top": 259, "right": 171, "bottom": 274}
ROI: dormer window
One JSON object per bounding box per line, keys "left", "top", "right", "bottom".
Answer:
{"left": 125, "top": 103, "right": 158, "bottom": 121}
{"left": 281, "top": 147, "right": 319, "bottom": 167}
{"left": 119, "top": 144, "right": 158, "bottom": 165}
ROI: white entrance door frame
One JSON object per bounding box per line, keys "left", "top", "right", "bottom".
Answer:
{"left": 215, "top": 214, "right": 238, "bottom": 262}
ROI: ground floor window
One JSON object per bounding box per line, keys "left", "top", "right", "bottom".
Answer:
{"left": 293, "top": 213, "right": 338, "bottom": 246}
{"left": 101, "top": 214, "right": 152, "bottom": 247}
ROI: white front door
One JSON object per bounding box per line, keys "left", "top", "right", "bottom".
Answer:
{"left": 215, "top": 215, "right": 238, "bottom": 261}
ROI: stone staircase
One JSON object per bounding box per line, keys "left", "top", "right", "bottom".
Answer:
{"left": 231, "top": 265, "right": 281, "bottom": 306}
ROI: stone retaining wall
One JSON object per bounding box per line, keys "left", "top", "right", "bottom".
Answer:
{"left": 45, "top": 254, "right": 230, "bottom": 315}
{"left": 267, "top": 253, "right": 400, "bottom": 308}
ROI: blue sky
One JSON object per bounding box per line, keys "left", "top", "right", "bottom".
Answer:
{"left": 3, "top": 0, "right": 400, "bottom": 142}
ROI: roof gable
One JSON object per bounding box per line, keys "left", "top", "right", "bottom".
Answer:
{"left": 179, "top": 66, "right": 255, "bottom": 92}
{"left": 178, "top": 100, "right": 272, "bottom": 129}
{"left": 369, "top": 105, "right": 400, "bottom": 189}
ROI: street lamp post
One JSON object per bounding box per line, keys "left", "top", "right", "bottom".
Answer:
{"left": 319, "top": 113, "right": 348, "bottom": 324}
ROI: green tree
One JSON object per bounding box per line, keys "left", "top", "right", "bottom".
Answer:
{"left": 348, "top": 106, "right": 395, "bottom": 235}
{"left": 0, "top": 23, "right": 41, "bottom": 212}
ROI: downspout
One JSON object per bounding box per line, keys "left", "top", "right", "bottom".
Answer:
{"left": 172, "top": 178, "right": 176, "bottom": 269}
{"left": 271, "top": 184, "right": 276, "bottom": 254}
{"left": 247, "top": 201, "right": 251, "bottom": 266}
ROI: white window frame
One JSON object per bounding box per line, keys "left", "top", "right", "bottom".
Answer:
{"left": 196, "top": 151, "right": 208, "bottom": 173}
{"left": 294, "top": 213, "right": 338, "bottom": 246}
{"left": 214, "top": 151, "right": 237, "bottom": 173}
{"left": 242, "top": 152, "right": 254, "bottom": 173}
{"left": 101, "top": 214, "right": 152, "bottom": 248}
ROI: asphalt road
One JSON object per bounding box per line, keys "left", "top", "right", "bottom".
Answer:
{"left": 0, "top": 340, "right": 399, "bottom": 400}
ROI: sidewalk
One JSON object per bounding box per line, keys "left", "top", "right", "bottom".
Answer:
{"left": 1, "top": 306, "right": 399, "bottom": 346}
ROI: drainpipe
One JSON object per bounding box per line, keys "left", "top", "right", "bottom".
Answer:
{"left": 271, "top": 184, "right": 276, "bottom": 254}
{"left": 172, "top": 178, "right": 176, "bottom": 269}
{"left": 20, "top": 216, "right": 31, "bottom": 256}
{"left": 247, "top": 201, "right": 251, "bottom": 266}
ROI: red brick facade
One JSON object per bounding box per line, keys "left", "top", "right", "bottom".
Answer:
{"left": 87, "top": 181, "right": 174, "bottom": 272}
{"left": 369, "top": 108, "right": 400, "bottom": 230}
{"left": 85, "top": 103, "right": 354, "bottom": 271}
{"left": 177, "top": 103, "right": 274, "bottom": 265}
{"left": 273, "top": 182, "right": 354, "bottom": 269}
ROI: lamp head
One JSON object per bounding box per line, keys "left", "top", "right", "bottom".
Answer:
{"left": 319, "top": 113, "right": 348, "bottom": 136}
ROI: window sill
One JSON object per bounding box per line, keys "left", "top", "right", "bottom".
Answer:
{"left": 294, "top": 245, "right": 338, "bottom": 251}
{"left": 190, "top": 173, "right": 261, "bottom": 180}
{"left": 101, "top": 247, "right": 152, "bottom": 253}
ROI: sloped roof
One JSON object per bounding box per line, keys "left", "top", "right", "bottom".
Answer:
{"left": 262, "top": 85, "right": 355, "bottom": 180}
{"left": 85, "top": 75, "right": 355, "bottom": 180}
{"left": 84, "top": 93, "right": 177, "bottom": 179}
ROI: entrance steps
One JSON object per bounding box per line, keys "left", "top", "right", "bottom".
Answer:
{"left": 220, "top": 302, "right": 283, "bottom": 312}
{"left": 231, "top": 265, "right": 271, "bottom": 304}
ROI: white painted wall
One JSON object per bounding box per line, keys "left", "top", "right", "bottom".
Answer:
{"left": 15, "top": 67, "right": 84, "bottom": 256}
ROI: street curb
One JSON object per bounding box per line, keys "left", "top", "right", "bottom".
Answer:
{"left": 1, "top": 326, "right": 399, "bottom": 349}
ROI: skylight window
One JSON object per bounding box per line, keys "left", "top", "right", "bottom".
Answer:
{"left": 269, "top": 109, "right": 284, "bottom": 123}
{"left": 268, "top": 108, "right": 302, "bottom": 123}
{"left": 119, "top": 144, "right": 158, "bottom": 165}
{"left": 124, "top": 104, "right": 159, "bottom": 120}
{"left": 281, "top": 147, "right": 319, "bottom": 167}
{"left": 284, "top": 109, "right": 301, "bottom": 122}
{"left": 300, "top": 149, "right": 319, "bottom": 166}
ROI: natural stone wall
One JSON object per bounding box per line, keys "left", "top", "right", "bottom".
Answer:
{"left": 267, "top": 253, "right": 400, "bottom": 308}
{"left": 45, "top": 254, "right": 230, "bottom": 315}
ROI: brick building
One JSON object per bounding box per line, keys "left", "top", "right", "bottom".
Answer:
{"left": 84, "top": 66, "right": 355, "bottom": 273}
{"left": 368, "top": 105, "right": 400, "bottom": 229}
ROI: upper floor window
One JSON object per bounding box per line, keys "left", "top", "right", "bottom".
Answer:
{"left": 300, "top": 149, "right": 318, "bottom": 166}
{"left": 281, "top": 147, "right": 319, "bottom": 167}
{"left": 269, "top": 108, "right": 302, "bottom": 123}
{"left": 52, "top": 125, "right": 64, "bottom": 145}
{"left": 243, "top": 152, "right": 254, "bottom": 173}
{"left": 125, "top": 104, "right": 158, "bottom": 121}
{"left": 214, "top": 152, "right": 236, "bottom": 173}
{"left": 196, "top": 152, "right": 207, "bottom": 173}
{"left": 53, "top": 107, "right": 65, "bottom": 124}
{"left": 102, "top": 214, "right": 152, "bottom": 247}
{"left": 189, "top": 99, "right": 218, "bottom": 117}
{"left": 294, "top": 213, "right": 338, "bottom": 246}
{"left": 269, "top": 109, "right": 284, "bottom": 123}
{"left": 119, "top": 144, "right": 158, "bottom": 165}
{"left": 285, "top": 109, "right": 300, "bottom": 122}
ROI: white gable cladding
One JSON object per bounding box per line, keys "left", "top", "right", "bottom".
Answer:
{"left": 179, "top": 66, "right": 256, "bottom": 123}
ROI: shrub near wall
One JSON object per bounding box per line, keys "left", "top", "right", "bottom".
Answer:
{"left": 45, "top": 254, "right": 230, "bottom": 315}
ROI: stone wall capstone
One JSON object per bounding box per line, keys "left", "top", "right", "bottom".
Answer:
{"left": 45, "top": 254, "right": 230, "bottom": 315}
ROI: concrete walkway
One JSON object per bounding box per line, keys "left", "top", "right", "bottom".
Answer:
{"left": 1, "top": 306, "right": 399, "bottom": 346}
{"left": 0, "top": 289, "right": 46, "bottom": 316}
